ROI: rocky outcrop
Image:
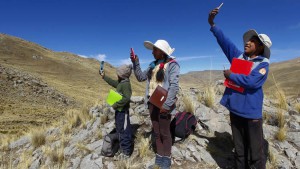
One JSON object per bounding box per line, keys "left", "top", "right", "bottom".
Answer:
{"left": 2, "top": 88, "right": 300, "bottom": 169}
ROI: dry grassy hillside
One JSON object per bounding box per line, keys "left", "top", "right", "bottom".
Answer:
{"left": 179, "top": 70, "right": 223, "bottom": 89}
{"left": 265, "top": 57, "right": 300, "bottom": 97}
{"left": 0, "top": 33, "right": 145, "bottom": 135}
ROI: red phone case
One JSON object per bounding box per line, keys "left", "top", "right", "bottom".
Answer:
{"left": 130, "top": 48, "right": 135, "bottom": 59}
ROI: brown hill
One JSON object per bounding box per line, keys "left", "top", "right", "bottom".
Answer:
{"left": 0, "top": 33, "right": 145, "bottom": 135}
{"left": 265, "top": 57, "right": 300, "bottom": 97}
{"left": 180, "top": 57, "right": 300, "bottom": 97}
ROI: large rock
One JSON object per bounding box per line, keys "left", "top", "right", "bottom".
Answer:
{"left": 80, "top": 154, "right": 103, "bottom": 169}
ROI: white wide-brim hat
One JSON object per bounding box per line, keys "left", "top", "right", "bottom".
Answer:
{"left": 144, "top": 39, "right": 175, "bottom": 56}
{"left": 243, "top": 30, "right": 272, "bottom": 59}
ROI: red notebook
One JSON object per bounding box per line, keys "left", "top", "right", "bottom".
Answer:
{"left": 224, "top": 58, "right": 253, "bottom": 93}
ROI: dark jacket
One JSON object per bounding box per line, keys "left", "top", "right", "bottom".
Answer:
{"left": 104, "top": 76, "right": 132, "bottom": 111}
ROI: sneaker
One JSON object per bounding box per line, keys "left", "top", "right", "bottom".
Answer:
{"left": 161, "top": 156, "right": 171, "bottom": 169}
{"left": 155, "top": 154, "right": 163, "bottom": 166}
{"left": 114, "top": 153, "right": 130, "bottom": 160}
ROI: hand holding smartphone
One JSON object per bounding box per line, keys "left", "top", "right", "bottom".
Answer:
{"left": 99, "top": 61, "right": 104, "bottom": 75}
{"left": 130, "top": 48, "right": 136, "bottom": 60}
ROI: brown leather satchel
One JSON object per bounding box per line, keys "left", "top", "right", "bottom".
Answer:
{"left": 149, "top": 85, "right": 168, "bottom": 109}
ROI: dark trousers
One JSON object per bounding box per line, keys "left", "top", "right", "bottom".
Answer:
{"left": 230, "top": 112, "right": 265, "bottom": 169}
{"left": 115, "top": 109, "right": 133, "bottom": 155}
{"left": 149, "top": 104, "right": 172, "bottom": 156}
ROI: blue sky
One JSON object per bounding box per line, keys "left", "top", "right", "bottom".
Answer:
{"left": 1, "top": 0, "right": 300, "bottom": 74}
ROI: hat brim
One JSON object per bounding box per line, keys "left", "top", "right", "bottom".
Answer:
{"left": 243, "top": 30, "right": 270, "bottom": 59}
{"left": 144, "top": 41, "right": 170, "bottom": 56}
{"left": 144, "top": 41, "right": 154, "bottom": 50}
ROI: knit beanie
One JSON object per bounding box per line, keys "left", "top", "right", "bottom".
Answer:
{"left": 117, "top": 64, "right": 132, "bottom": 79}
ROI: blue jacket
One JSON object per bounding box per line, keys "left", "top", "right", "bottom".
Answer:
{"left": 210, "top": 26, "right": 269, "bottom": 119}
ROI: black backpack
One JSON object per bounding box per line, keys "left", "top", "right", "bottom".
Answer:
{"left": 170, "top": 112, "right": 197, "bottom": 140}
{"left": 101, "top": 130, "right": 119, "bottom": 157}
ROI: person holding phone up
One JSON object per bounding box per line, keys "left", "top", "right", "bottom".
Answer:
{"left": 208, "top": 6, "right": 272, "bottom": 169}
{"left": 130, "top": 40, "right": 179, "bottom": 169}
{"left": 99, "top": 64, "right": 134, "bottom": 159}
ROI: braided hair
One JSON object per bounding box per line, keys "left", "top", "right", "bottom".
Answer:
{"left": 147, "top": 54, "right": 168, "bottom": 82}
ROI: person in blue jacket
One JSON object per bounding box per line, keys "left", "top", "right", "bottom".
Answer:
{"left": 208, "top": 7, "right": 272, "bottom": 169}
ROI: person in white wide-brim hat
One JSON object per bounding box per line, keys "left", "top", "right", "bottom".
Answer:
{"left": 209, "top": 6, "right": 272, "bottom": 169}
{"left": 130, "top": 39, "right": 179, "bottom": 169}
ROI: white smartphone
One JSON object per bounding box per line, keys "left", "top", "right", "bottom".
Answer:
{"left": 217, "top": 2, "right": 224, "bottom": 10}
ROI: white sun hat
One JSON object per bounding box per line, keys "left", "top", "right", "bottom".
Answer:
{"left": 144, "top": 39, "right": 175, "bottom": 56}
{"left": 243, "top": 30, "right": 272, "bottom": 59}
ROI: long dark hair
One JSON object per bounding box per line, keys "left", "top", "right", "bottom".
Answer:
{"left": 147, "top": 55, "right": 168, "bottom": 82}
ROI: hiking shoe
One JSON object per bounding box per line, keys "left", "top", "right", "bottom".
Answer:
{"left": 114, "top": 153, "right": 130, "bottom": 160}
{"left": 161, "top": 156, "right": 171, "bottom": 169}
{"left": 148, "top": 164, "right": 161, "bottom": 169}
{"left": 155, "top": 154, "right": 163, "bottom": 166}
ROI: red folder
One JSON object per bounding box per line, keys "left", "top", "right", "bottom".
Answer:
{"left": 224, "top": 58, "right": 253, "bottom": 93}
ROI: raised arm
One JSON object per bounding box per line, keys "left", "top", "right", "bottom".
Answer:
{"left": 208, "top": 8, "right": 243, "bottom": 63}
{"left": 131, "top": 55, "right": 149, "bottom": 82}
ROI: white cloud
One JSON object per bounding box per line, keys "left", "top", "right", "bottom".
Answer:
{"left": 289, "top": 23, "right": 300, "bottom": 29}
{"left": 78, "top": 53, "right": 106, "bottom": 61}
{"left": 96, "top": 54, "right": 106, "bottom": 61}
{"left": 78, "top": 54, "right": 88, "bottom": 58}
{"left": 175, "top": 55, "right": 213, "bottom": 61}
{"left": 120, "top": 58, "right": 132, "bottom": 65}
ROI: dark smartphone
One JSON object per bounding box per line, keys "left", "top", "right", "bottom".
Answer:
{"left": 130, "top": 48, "right": 136, "bottom": 60}
{"left": 100, "top": 61, "right": 104, "bottom": 74}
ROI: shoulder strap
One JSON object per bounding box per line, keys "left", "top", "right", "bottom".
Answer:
{"left": 176, "top": 112, "right": 187, "bottom": 125}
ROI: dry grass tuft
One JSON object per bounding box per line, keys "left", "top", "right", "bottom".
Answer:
{"left": 66, "top": 109, "right": 82, "bottom": 128}
{"left": 275, "top": 126, "right": 287, "bottom": 142}
{"left": 100, "top": 114, "right": 108, "bottom": 125}
{"left": 30, "top": 128, "right": 46, "bottom": 148}
{"left": 43, "top": 145, "right": 65, "bottom": 167}
{"left": 80, "top": 104, "right": 92, "bottom": 123}
{"left": 17, "top": 150, "right": 33, "bottom": 169}
{"left": 76, "top": 142, "right": 92, "bottom": 155}
{"left": 272, "top": 74, "right": 288, "bottom": 110}
{"left": 115, "top": 158, "right": 143, "bottom": 169}
{"left": 276, "top": 110, "right": 286, "bottom": 128}
{"left": 203, "top": 86, "right": 215, "bottom": 108}
{"left": 65, "top": 105, "right": 92, "bottom": 129}
{"left": 263, "top": 111, "right": 270, "bottom": 124}
{"left": 266, "top": 148, "right": 278, "bottom": 169}
{"left": 0, "top": 135, "right": 16, "bottom": 151}
{"left": 62, "top": 123, "right": 72, "bottom": 135}
{"left": 182, "top": 95, "right": 194, "bottom": 113}
{"left": 137, "top": 137, "right": 151, "bottom": 158}
{"left": 274, "top": 89, "right": 288, "bottom": 110}
{"left": 295, "top": 102, "right": 300, "bottom": 113}
{"left": 95, "top": 130, "right": 103, "bottom": 140}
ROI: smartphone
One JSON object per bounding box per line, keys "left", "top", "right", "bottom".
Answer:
{"left": 130, "top": 48, "right": 136, "bottom": 60}
{"left": 100, "top": 61, "right": 104, "bottom": 74}
{"left": 217, "top": 2, "right": 224, "bottom": 10}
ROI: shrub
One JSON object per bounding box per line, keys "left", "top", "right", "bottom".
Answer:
{"left": 275, "top": 127, "right": 287, "bottom": 142}
{"left": 182, "top": 95, "right": 194, "bottom": 113}
{"left": 203, "top": 86, "right": 215, "bottom": 108}
{"left": 30, "top": 129, "right": 46, "bottom": 148}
